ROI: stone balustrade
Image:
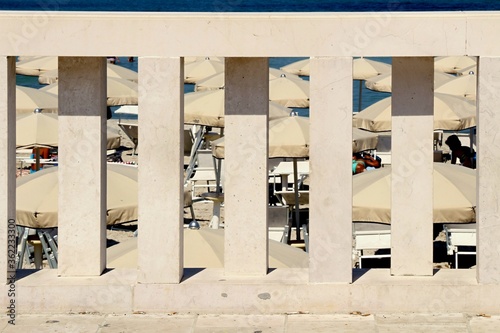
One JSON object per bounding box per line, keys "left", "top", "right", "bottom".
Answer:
{"left": 1, "top": 11, "right": 500, "bottom": 314}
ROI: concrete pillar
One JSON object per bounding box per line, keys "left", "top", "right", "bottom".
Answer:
{"left": 58, "top": 57, "right": 107, "bottom": 276}
{"left": 137, "top": 57, "right": 184, "bottom": 283}
{"left": 0, "top": 57, "right": 16, "bottom": 284}
{"left": 477, "top": 57, "right": 500, "bottom": 283}
{"left": 391, "top": 57, "right": 434, "bottom": 276}
{"left": 224, "top": 57, "right": 269, "bottom": 276}
{"left": 309, "top": 57, "right": 353, "bottom": 283}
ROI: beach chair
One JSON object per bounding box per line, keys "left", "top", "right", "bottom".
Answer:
{"left": 189, "top": 149, "right": 220, "bottom": 200}
{"left": 353, "top": 222, "right": 391, "bottom": 268}
{"left": 268, "top": 205, "right": 290, "bottom": 243}
{"left": 118, "top": 122, "right": 139, "bottom": 155}
{"left": 16, "top": 226, "right": 58, "bottom": 269}
{"left": 443, "top": 223, "right": 476, "bottom": 269}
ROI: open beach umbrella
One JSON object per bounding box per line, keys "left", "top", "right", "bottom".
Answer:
{"left": 16, "top": 86, "right": 58, "bottom": 114}
{"left": 280, "top": 58, "right": 310, "bottom": 76}
{"left": 352, "top": 93, "right": 476, "bottom": 132}
{"left": 41, "top": 77, "right": 139, "bottom": 106}
{"left": 365, "top": 72, "right": 456, "bottom": 93}
{"left": 434, "top": 73, "right": 477, "bottom": 101}
{"left": 16, "top": 164, "right": 139, "bottom": 229}
{"left": 352, "top": 57, "right": 392, "bottom": 111}
{"left": 16, "top": 112, "right": 121, "bottom": 150}
{"left": 184, "top": 56, "right": 224, "bottom": 65}
{"left": 38, "top": 63, "right": 139, "bottom": 85}
{"left": 107, "top": 228, "right": 308, "bottom": 269}
{"left": 184, "top": 57, "right": 224, "bottom": 84}
{"left": 194, "top": 68, "right": 300, "bottom": 92}
{"left": 184, "top": 89, "right": 291, "bottom": 127}
{"left": 269, "top": 74, "right": 309, "bottom": 108}
{"left": 16, "top": 56, "right": 57, "bottom": 76}
{"left": 352, "top": 163, "right": 476, "bottom": 224}
{"left": 434, "top": 56, "right": 477, "bottom": 74}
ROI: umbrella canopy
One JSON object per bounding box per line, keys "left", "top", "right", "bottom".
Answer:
{"left": 434, "top": 56, "right": 477, "bottom": 74}
{"left": 269, "top": 74, "right": 309, "bottom": 108}
{"left": 194, "top": 68, "right": 300, "bottom": 92}
{"left": 352, "top": 163, "right": 476, "bottom": 224}
{"left": 184, "top": 57, "right": 224, "bottom": 84}
{"left": 16, "top": 112, "right": 58, "bottom": 148}
{"left": 212, "top": 116, "right": 378, "bottom": 159}
{"left": 352, "top": 57, "right": 391, "bottom": 80}
{"left": 38, "top": 63, "right": 139, "bottom": 85}
{"left": 16, "top": 164, "right": 139, "bottom": 229}
{"left": 365, "top": 72, "right": 456, "bottom": 93}
{"left": 41, "top": 77, "right": 138, "bottom": 106}
{"left": 280, "top": 58, "right": 310, "bottom": 76}
{"left": 16, "top": 56, "right": 57, "bottom": 76}
{"left": 16, "top": 112, "right": 121, "bottom": 150}
{"left": 352, "top": 93, "right": 476, "bottom": 132}
{"left": 16, "top": 86, "right": 58, "bottom": 114}
{"left": 434, "top": 73, "right": 477, "bottom": 101}
{"left": 184, "top": 89, "right": 291, "bottom": 127}
{"left": 107, "top": 228, "right": 308, "bottom": 269}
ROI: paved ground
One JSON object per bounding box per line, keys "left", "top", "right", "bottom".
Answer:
{"left": 2, "top": 312, "right": 499, "bottom": 332}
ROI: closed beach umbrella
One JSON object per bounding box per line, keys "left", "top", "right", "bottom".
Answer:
{"left": 184, "top": 89, "right": 291, "bottom": 127}
{"left": 269, "top": 74, "right": 309, "bottom": 108}
{"left": 434, "top": 73, "right": 477, "bottom": 101}
{"left": 16, "top": 164, "right": 139, "bottom": 229}
{"left": 184, "top": 57, "right": 224, "bottom": 84}
{"left": 353, "top": 93, "right": 476, "bottom": 132}
{"left": 280, "top": 58, "right": 310, "bottom": 76}
{"left": 39, "top": 64, "right": 139, "bottom": 85}
{"left": 16, "top": 56, "right": 57, "bottom": 76}
{"left": 16, "top": 86, "right": 58, "bottom": 114}
{"left": 107, "top": 228, "right": 308, "bottom": 269}
{"left": 41, "top": 77, "right": 139, "bottom": 106}
{"left": 194, "top": 68, "right": 299, "bottom": 92}
{"left": 365, "top": 72, "right": 456, "bottom": 93}
{"left": 352, "top": 163, "right": 476, "bottom": 224}
{"left": 434, "top": 56, "right": 477, "bottom": 74}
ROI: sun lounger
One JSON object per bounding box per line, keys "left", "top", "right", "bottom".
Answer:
{"left": 353, "top": 222, "right": 391, "bottom": 268}
{"left": 443, "top": 223, "right": 476, "bottom": 269}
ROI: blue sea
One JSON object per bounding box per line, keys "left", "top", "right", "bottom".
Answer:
{"left": 8, "top": 0, "right": 498, "bottom": 118}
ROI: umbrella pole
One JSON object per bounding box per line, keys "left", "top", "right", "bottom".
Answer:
{"left": 358, "top": 80, "right": 363, "bottom": 112}
{"left": 293, "top": 158, "right": 301, "bottom": 241}
{"left": 35, "top": 147, "right": 41, "bottom": 171}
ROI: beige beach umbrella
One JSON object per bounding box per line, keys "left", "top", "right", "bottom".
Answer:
{"left": 269, "top": 74, "right": 309, "bottom": 108}
{"left": 16, "top": 164, "right": 139, "bottom": 229}
{"left": 184, "top": 57, "right": 224, "bottom": 84}
{"left": 16, "top": 86, "right": 58, "bottom": 114}
{"left": 39, "top": 64, "right": 139, "bottom": 85}
{"left": 353, "top": 58, "right": 391, "bottom": 80}
{"left": 107, "top": 228, "right": 308, "bottom": 269}
{"left": 16, "top": 56, "right": 57, "bottom": 76}
{"left": 16, "top": 112, "right": 121, "bottom": 151}
{"left": 41, "top": 77, "right": 138, "bottom": 106}
{"left": 434, "top": 73, "right": 477, "bottom": 101}
{"left": 16, "top": 112, "right": 58, "bottom": 149}
{"left": 434, "top": 56, "right": 477, "bottom": 74}
{"left": 352, "top": 57, "right": 392, "bottom": 111}
{"left": 194, "top": 68, "right": 300, "bottom": 92}
{"left": 184, "top": 89, "right": 291, "bottom": 127}
{"left": 365, "top": 72, "right": 456, "bottom": 93}
{"left": 353, "top": 93, "right": 476, "bottom": 132}
{"left": 184, "top": 56, "right": 224, "bottom": 65}
{"left": 352, "top": 163, "right": 476, "bottom": 224}
{"left": 212, "top": 119, "right": 378, "bottom": 159}
{"left": 280, "top": 58, "right": 310, "bottom": 76}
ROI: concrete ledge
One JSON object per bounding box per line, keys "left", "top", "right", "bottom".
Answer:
{"left": 7, "top": 268, "right": 500, "bottom": 315}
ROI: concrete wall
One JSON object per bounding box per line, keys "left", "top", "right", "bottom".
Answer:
{"left": 2, "top": 11, "right": 500, "bottom": 314}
